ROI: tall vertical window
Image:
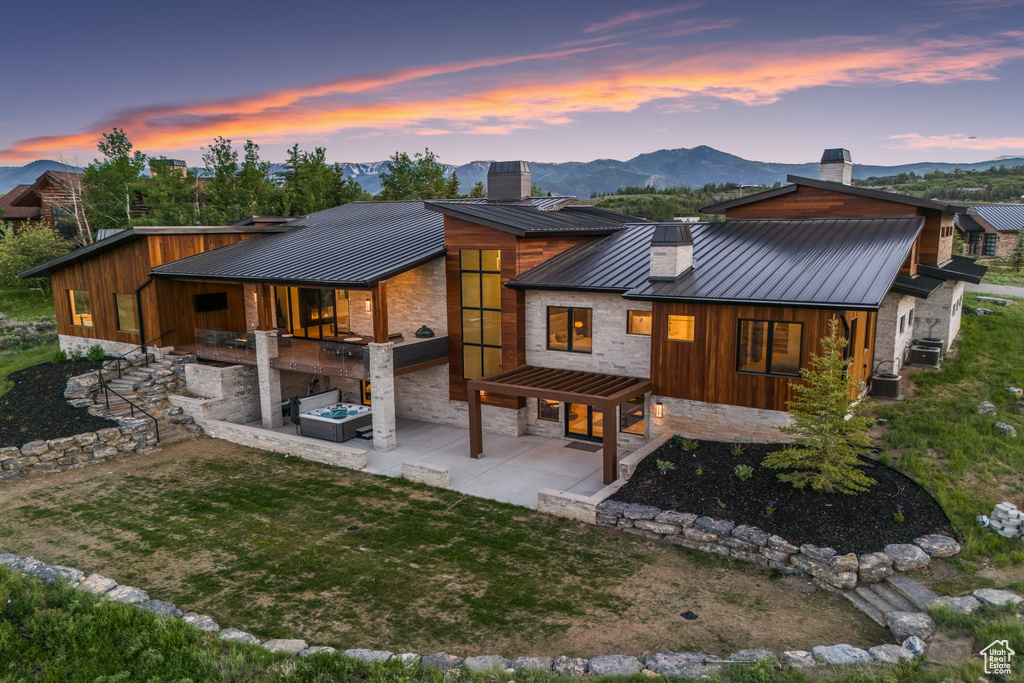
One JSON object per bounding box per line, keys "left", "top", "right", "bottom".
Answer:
{"left": 547, "top": 307, "right": 593, "bottom": 353}
{"left": 737, "top": 320, "right": 802, "bottom": 376}
{"left": 461, "top": 249, "right": 502, "bottom": 379}
{"left": 984, "top": 234, "right": 997, "bottom": 256}
{"left": 69, "top": 290, "right": 92, "bottom": 327}
{"left": 114, "top": 293, "right": 139, "bottom": 334}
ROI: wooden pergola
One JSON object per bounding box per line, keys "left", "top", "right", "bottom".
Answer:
{"left": 467, "top": 365, "right": 652, "bottom": 485}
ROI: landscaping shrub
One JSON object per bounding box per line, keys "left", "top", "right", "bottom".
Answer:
{"left": 86, "top": 344, "right": 107, "bottom": 362}
{"left": 51, "top": 349, "right": 68, "bottom": 364}
{"left": 763, "top": 317, "right": 875, "bottom": 495}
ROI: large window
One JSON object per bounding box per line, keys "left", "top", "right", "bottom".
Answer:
{"left": 667, "top": 314, "right": 695, "bottom": 341}
{"left": 538, "top": 399, "right": 559, "bottom": 422}
{"left": 627, "top": 310, "right": 652, "bottom": 335}
{"left": 984, "top": 234, "right": 997, "bottom": 256}
{"left": 737, "top": 320, "right": 802, "bottom": 376}
{"left": 620, "top": 397, "right": 645, "bottom": 435}
{"left": 274, "top": 287, "right": 349, "bottom": 339}
{"left": 114, "top": 293, "right": 139, "bottom": 334}
{"left": 547, "top": 307, "right": 593, "bottom": 353}
{"left": 69, "top": 290, "right": 92, "bottom": 327}
{"left": 461, "top": 249, "right": 502, "bottom": 379}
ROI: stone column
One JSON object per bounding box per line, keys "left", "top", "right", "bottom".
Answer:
{"left": 255, "top": 331, "right": 283, "bottom": 429}
{"left": 369, "top": 342, "right": 397, "bottom": 452}
{"left": 243, "top": 283, "right": 259, "bottom": 331}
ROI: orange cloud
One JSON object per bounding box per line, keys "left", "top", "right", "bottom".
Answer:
{"left": 886, "top": 133, "right": 1024, "bottom": 151}
{"left": 4, "top": 34, "right": 1024, "bottom": 162}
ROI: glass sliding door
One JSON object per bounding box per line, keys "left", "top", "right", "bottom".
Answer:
{"left": 273, "top": 286, "right": 351, "bottom": 339}
{"left": 566, "top": 403, "right": 603, "bottom": 442}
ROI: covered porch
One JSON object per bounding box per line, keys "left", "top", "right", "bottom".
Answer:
{"left": 467, "top": 366, "right": 652, "bottom": 485}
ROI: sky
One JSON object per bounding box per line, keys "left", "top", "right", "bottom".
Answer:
{"left": 1, "top": 0, "right": 1023, "bottom": 168}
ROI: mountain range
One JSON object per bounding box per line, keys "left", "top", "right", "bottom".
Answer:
{"left": 3, "top": 146, "right": 1023, "bottom": 197}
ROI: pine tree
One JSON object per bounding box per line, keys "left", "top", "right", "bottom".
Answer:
{"left": 762, "top": 317, "right": 876, "bottom": 495}
{"left": 378, "top": 148, "right": 460, "bottom": 200}
{"left": 1011, "top": 231, "right": 1024, "bottom": 272}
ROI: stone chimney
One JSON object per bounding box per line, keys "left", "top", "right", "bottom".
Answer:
{"left": 487, "top": 161, "right": 531, "bottom": 202}
{"left": 649, "top": 223, "right": 693, "bottom": 281}
{"left": 819, "top": 148, "right": 852, "bottom": 185}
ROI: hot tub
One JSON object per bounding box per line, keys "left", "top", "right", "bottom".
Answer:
{"left": 299, "top": 402, "right": 372, "bottom": 442}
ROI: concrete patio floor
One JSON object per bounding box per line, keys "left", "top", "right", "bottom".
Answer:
{"left": 255, "top": 417, "right": 611, "bottom": 508}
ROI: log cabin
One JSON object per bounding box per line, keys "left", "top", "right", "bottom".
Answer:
{"left": 20, "top": 151, "right": 987, "bottom": 485}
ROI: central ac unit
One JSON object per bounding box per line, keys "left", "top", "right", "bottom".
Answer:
{"left": 915, "top": 337, "right": 944, "bottom": 355}
{"left": 870, "top": 373, "right": 902, "bottom": 399}
{"left": 908, "top": 345, "right": 941, "bottom": 368}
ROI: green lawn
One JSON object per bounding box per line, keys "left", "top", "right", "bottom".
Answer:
{"left": 0, "top": 440, "right": 886, "bottom": 659}
{"left": 877, "top": 293, "right": 1024, "bottom": 566}
{"left": 981, "top": 266, "right": 1024, "bottom": 288}
{"left": 0, "top": 286, "right": 55, "bottom": 319}
{"left": 0, "top": 341, "right": 59, "bottom": 396}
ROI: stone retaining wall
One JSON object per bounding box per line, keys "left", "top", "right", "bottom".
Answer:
{"left": 196, "top": 418, "right": 367, "bottom": 470}
{"left": 0, "top": 418, "right": 158, "bottom": 483}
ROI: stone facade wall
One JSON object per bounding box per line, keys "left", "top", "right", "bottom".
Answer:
{"left": 383, "top": 258, "right": 448, "bottom": 339}
{"left": 994, "top": 233, "right": 1019, "bottom": 260}
{"left": 0, "top": 419, "right": 158, "bottom": 483}
{"left": 393, "top": 364, "right": 527, "bottom": 436}
{"left": 525, "top": 290, "right": 651, "bottom": 379}
{"left": 912, "top": 280, "right": 964, "bottom": 353}
{"left": 650, "top": 396, "right": 793, "bottom": 443}
{"left": 872, "top": 293, "right": 917, "bottom": 373}
{"left": 182, "top": 363, "right": 260, "bottom": 424}
{"left": 59, "top": 334, "right": 138, "bottom": 359}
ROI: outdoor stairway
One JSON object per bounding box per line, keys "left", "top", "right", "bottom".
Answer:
{"left": 843, "top": 575, "right": 939, "bottom": 627}
{"left": 94, "top": 359, "right": 193, "bottom": 444}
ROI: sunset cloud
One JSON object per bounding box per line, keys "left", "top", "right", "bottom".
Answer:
{"left": 4, "top": 33, "right": 1024, "bottom": 163}
{"left": 886, "top": 133, "right": 1024, "bottom": 151}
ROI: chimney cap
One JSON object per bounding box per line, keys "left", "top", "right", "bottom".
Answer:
{"left": 651, "top": 222, "right": 693, "bottom": 246}
{"left": 820, "top": 148, "right": 851, "bottom": 163}
{"left": 488, "top": 161, "right": 530, "bottom": 175}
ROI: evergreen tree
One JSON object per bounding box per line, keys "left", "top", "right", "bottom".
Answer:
{"left": 762, "top": 317, "right": 876, "bottom": 495}
{"left": 201, "top": 137, "right": 240, "bottom": 225}
{"left": 138, "top": 159, "right": 201, "bottom": 226}
{"left": 278, "top": 145, "right": 367, "bottom": 215}
{"left": 81, "top": 128, "right": 147, "bottom": 231}
{"left": 378, "top": 148, "right": 460, "bottom": 200}
{"left": 1011, "top": 231, "right": 1024, "bottom": 272}
{"left": 237, "top": 140, "right": 280, "bottom": 218}
{"left": 468, "top": 181, "right": 486, "bottom": 198}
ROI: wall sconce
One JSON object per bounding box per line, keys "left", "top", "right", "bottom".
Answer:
{"left": 364, "top": 299, "right": 372, "bottom": 312}
{"left": 654, "top": 401, "right": 664, "bottom": 418}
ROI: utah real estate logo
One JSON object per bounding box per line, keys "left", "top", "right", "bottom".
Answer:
{"left": 980, "top": 639, "right": 1015, "bottom": 676}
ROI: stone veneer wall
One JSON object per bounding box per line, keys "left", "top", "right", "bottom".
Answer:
{"left": 872, "top": 292, "right": 917, "bottom": 374}
{"left": 59, "top": 334, "right": 140, "bottom": 359}
{"left": 912, "top": 280, "right": 964, "bottom": 353}
{"left": 650, "top": 396, "right": 794, "bottom": 443}
{"left": 175, "top": 363, "right": 260, "bottom": 424}
{"left": 346, "top": 259, "right": 447, "bottom": 340}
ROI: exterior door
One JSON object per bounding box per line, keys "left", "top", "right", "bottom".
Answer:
{"left": 565, "top": 403, "right": 603, "bottom": 441}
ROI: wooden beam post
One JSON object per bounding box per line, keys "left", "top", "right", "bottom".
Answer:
{"left": 469, "top": 387, "right": 483, "bottom": 459}
{"left": 601, "top": 404, "right": 617, "bottom": 485}
{"left": 257, "top": 284, "right": 275, "bottom": 331}
{"left": 372, "top": 280, "right": 389, "bottom": 343}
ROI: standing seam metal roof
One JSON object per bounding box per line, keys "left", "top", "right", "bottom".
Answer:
{"left": 972, "top": 204, "right": 1024, "bottom": 232}
{"left": 425, "top": 201, "right": 638, "bottom": 236}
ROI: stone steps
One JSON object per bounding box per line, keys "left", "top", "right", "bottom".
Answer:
{"left": 886, "top": 575, "right": 940, "bottom": 610}
{"left": 843, "top": 591, "right": 886, "bottom": 627}
{"left": 845, "top": 579, "right": 930, "bottom": 627}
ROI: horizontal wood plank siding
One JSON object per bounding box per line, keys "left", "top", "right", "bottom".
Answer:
{"left": 650, "top": 302, "right": 874, "bottom": 412}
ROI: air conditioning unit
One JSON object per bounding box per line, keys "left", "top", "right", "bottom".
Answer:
{"left": 870, "top": 373, "right": 902, "bottom": 399}
{"left": 908, "top": 345, "right": 941, "bottom": 368}
{"left": 914, "top": 338, "right": 944, "bottom": 355}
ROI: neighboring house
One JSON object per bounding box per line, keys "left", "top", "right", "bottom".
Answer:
{"left": 955, "top": 205, "right": 1024, "bottom": 259}
{"left": 21, "top": 152, "right": 987, "bottom": 487}
{"left": 0, "top": 171, "right": 86, "bottom": 236}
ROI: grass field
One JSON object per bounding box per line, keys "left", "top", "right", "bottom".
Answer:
{"left": 0, "top": 440, "right": 889, "bottom": 659}
{"left": 876, "top": 293, "right": 1024, "bottom": 566}
{"left": 0, "top": 286, "right": 54, "bottom": 319}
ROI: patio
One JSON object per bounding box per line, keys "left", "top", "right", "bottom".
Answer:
{"left": 249, "top": 417, "right": 610, "bottom": 508}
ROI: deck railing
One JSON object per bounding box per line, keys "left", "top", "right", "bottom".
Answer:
{"left": 194, "top": 329, "right": 258, "bottom": 365}
{"left": 271, "top": 337, "right": 369, "bottom": 378}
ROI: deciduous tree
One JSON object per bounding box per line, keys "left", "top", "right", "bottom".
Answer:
{"left": 378, "top": 148, "right": 460, "bottom": 200}
{"left": 279, "top": 145, "right": 367, "bottom": 215}
{"left": 0, "top": 222, "right": 70, "bottom": 290}
{"left": 81, "top": 128, "right": 147, "bottom": 231}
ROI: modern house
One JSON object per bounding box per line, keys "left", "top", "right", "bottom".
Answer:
{"left": 21, "top": 150, "right": 987, "bottom": 487}
{"left": 955, "top": 204, "right": 1024, "bottom": 258}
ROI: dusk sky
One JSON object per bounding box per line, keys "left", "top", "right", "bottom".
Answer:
{"left": 2, "top": 0, "right": 1023, "bottom": 167}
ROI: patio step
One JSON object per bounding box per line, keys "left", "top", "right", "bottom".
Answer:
{"left": 843, "top": 591, "right": 887, "bottom": 627}
{"left": 886, "top": 575, "right": 940, "bottom": 610}
{"left": 854, "top": 586, "right": 901, "bottom": 618}
{"left": 870, "top": 583, "right": 917, "bottom": 612}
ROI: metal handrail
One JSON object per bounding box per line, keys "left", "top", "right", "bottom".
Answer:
{"left": 96, "top": 329, "right": 177, "bottom": 380}
{"left": 91, "top": 330, "right": 175, "bottom": 444}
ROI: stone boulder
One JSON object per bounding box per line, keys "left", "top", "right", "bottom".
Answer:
{"left": 219, "top": 628, "right": 260, "bottom": 644}
{"left": 812, "top": 644, "right": 872, "bottom": 665}
{"left": 419, "top": 653, "right": 464, "bottom": 671}
{"left": 643, "top": 652, "right": 723, "bottom": 677}
{"left": 902, "top": 636, "right": 927, "bottom": 657}
{"left": 800, "top": 544, "right": 836, "bottom": 562}
{"left": 552, "top": 656, "right": 588, "bottom": 677}
{"left": 695, "top": 517, "right": 735, "bottom": 535}
{"left": 398, "top": 654, "right": 420, "bottom": 668}
{"left": 299, "top": 646, "right": 336, "bottom": 656}
{"left": 27, "top": 564, "right": 84, "bottom": 585}
{"left": 19, "top": 441, "right": 48, "bottom": 457}
{"left": 138, "top": 600, "right": 184, "bottom": 618}
{"left": 858, "top": 553, "right": 894, "bottom": 583}
{"left": 622, "top": 504, "right": 660, "bottom": 520}
{"left": 105, "top": 585, "right": 149, "bottom": 604}
{"left": 973, "top": 588, "right": 1024, "bottom": 608}
{"left": 464, "top": 655, "right": 511, "bottom": 672}
{"left": 928, "top": 595, "right": 981, "bottom": 615}
{"left": 588, "top": 655, "right": 644, "bottom": 676}
{"left": 913, "top": 534, "right": 961, "bottom": 558}
{"left": 781, "top": 651, "right": 815, "bottom": 668}
{"left": 886, "top": 612, "right": 937, "bottom": 641}
{"left": 883, "top": 544, "right": 930, "bottom": 571}
{"left": 182, "top": 612, "right": 220, "bottom": 633}
{"left": 343, "top": 649, "right": 394, "bottom": 663}
{"left": 511, "top": 656, "right": 553, "bottom": 672}
{"left": 262, "top": 639, "right": 308, "bottom": 654}
{"left": 994, "top": 422, "right": 1017, "bottom": 437}
{"left": 76, "top": 573, "right": 117, "bottom": 595}
{"left": 868, "top": 644, "right": 915, "bottom": 664}
{"left": 1014, "top": 402, "right": 1024, "bottom": 416}
{"left": 977, "top": 401, "right": 998, "bottom": 416}
{"left": 730, "top": 649, "right": 774, "bottom": 662}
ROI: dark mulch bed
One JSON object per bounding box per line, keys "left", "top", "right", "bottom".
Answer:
{"left": 611, "top": 439, "right": 954, "bottom": 555}
{"left": 0, "top": 361, "right": 115, "bottom": 448}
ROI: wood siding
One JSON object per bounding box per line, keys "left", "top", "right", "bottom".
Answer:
{"left": 152, "top": 278, "right": 247, "bottom": 347}
{"left": 650, "top": 301, "right": 875, "bottom": 412}
{"left": 442, "top": 217, "right": 587, "bottom": 407}
{"left": 725, "top": 186, "right": 917, "bottom": 219}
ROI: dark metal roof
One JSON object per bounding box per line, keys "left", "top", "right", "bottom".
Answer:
{"left": 507, "top": 224, "right": 656, "bottom": 292}
{"left": 425, "top": 201, "right": 638, "bottom": 236}
{"left": 972, "top": 204, "right": 1024, "bottom": 232}
{"left": 891, "top": 274, "right": 943, "bottom": 299}
{"left": 917, "top": 255, "right": 988, "bottom": 284}
{"left": 488, "top": 161, "right": 530, "bottom": 174}
{"left": 954, "top": 214, "right": 986, "bottom": 233}
{"left": 624, "top": 217, "right": 925, "bottom": 309}
{"left": 701, "top": 176, "right": 966, "bottom": 215}
{"left": 152, "top": 201, "right": 447, "bottom": 287}
{"left": 821, "top": 148, "right": 852, "bottom": 163}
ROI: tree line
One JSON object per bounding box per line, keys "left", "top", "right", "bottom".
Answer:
{"left": 592, "top": 181, "right": 780, "bottom": 221}
{"left": 854, "top": 164, "right": 1024, "bottom": 204}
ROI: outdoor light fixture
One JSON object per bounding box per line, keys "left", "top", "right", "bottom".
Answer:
{"left": 654, "top": 401, "right": 664, "bottom": 418}
{"left": 364, "top": 299, "right": 372, "bottom": 312}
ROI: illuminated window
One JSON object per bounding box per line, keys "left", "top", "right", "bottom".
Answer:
{"left": 69, "top": 290, "right": 92, "bottom": 327}
{"left": 538, "top": 399, "right": 559, "bottom": 422}
{"left": 461, "top": 249, "right": 502, "bottom": 379}
{"left": 360, "top": 380, "right": 371, "bottom": 406}
{"left": 627, "top": 310, "right": 652, "bottom": 335}
{"left": 114, "top": 293, "right": 139, "bottom": 334}
{"left": 666, "top": 314, "right": 695, "bottom": 341}
{"left": 547, "top": 307, "right": 592, "bottom": 353}
{"left": 619, "top": 397, "right": 645, "bottom": 435}
{"left": 737, "top": 320, "right": 802, "bottom": 376}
